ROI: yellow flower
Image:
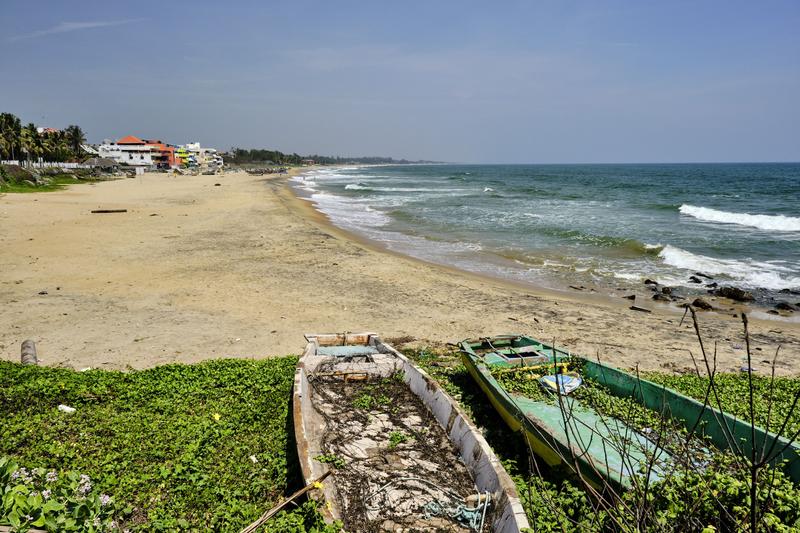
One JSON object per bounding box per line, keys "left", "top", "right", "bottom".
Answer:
{"left": 212, "top": 413, "right": 221, "bottom": 421}
{"left": 313, "top": 481, "right": 325, "bottom": 490}
{"left": 326, "top": 500, "right": 333, "bottom": 511}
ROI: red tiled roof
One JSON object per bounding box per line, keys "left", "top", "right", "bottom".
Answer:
{"left": 116, "top": 135, "right": 145, "bottom": 145}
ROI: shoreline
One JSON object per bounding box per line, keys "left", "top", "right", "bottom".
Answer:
{"left": 1, "top": 169, "right": 799, "bottom": 374}
{"left": 288, "top": 166, "right": 798, "bottom": 324}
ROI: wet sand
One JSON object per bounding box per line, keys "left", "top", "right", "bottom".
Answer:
{"left": 1, "top": 170, "right": 798, "bottom": 373}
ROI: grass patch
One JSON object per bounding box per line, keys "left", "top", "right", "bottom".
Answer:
{"left": 4, "top": 349, "right": 800, "bottom": 531}
{"left": 0, "top": 358, "right": 335, "bottom": 532}
{"left": 0, "top": 166, "right": 107, "bottom": 193}
{"left": 642, "top": 371, "right": 800, "bottom": 436}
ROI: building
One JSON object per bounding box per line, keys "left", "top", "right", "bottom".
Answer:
{"left": 180, "top": 142, "right": 223, "bottom": 171}
{"left": 143, "top": 139, "right": 176, "bottom": 168}
{"left": 96, "top": 135, "right": 223, "bottom": 172}
{"left": 97, "top": 136, "right": 154, "bottom": 167}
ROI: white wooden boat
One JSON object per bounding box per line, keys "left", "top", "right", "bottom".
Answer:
{"left": 293, "top": 332, "right": 529, "bottom": 532}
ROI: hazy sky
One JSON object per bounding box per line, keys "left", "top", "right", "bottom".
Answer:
{"left": 2, "top": 1, "right": 798, "bottom": 163}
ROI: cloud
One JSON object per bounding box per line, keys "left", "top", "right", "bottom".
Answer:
{"left": 10, "top": 19, "right": 144, "bottom": 41}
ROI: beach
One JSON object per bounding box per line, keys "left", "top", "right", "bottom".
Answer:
{"left": 1, "top": 169, "right": 799, "bottom": 374}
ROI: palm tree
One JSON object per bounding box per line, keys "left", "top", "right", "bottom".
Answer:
{"left": 0, "top": 113, "right": 22, "bottom": 160}
{"left": 20, "top": 123, "right": 41, "bottom": 167}
{"left": 64, "top": 125, "right": 86, "bottom": 160}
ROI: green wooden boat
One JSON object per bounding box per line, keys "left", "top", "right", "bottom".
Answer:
{"left": 460, "top": 334, "right": 800, "bottom": 489}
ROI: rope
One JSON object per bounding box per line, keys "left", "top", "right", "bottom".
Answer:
{"left": 363, "top": 476, "right": 491, "bottom": 531}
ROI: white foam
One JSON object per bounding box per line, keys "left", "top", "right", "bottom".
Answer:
{"left": 345, "top": 183, "right": 370, "bottom": 190}
{"left": 679, "top": 204, "right": 800, "bottom": 232}
{"left": 612, "top": 271, "right": 643, "bottom": 281}
{"left": 658, "top": 245, "right": 800, "bottom": 290}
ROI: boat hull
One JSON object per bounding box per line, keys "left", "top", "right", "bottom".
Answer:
{"left": 460, "top": 334, "right": 800, "bottom": 488}
{"left": 293, "top": 333, "right": 530, "bottom": 532}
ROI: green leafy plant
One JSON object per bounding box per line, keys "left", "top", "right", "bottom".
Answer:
{"left": 0, "top": 358, "right": 333, "bottom": 531}
{"left": 0, "top": 457, "right": 126, "bottom": 532}
{"left": 314, "top": 454, "right": 346, "bottom": 469}
{"left": 387, "top": 431, "right": 410, "bottom": 450}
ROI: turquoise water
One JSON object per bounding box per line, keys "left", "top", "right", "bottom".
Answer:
{"left": 293, "top": 164, "right": 800, "bottom": 300}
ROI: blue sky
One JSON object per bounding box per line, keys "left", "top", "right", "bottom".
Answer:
{"left": 2, "top": 1, "right": 798, "bottom": 163}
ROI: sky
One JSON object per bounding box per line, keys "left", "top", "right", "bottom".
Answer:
{"left": 2, "top": 1, "right": 799, "bottom": 163}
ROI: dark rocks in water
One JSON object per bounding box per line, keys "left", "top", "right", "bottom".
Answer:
{"left": 652, "top": 293, "right": 672, "bottom": 302}
{"left": 644, "top": 279, "right": 658, "bottom": 286}
{"left": 767, "top": 310, "right": 780, "bottom": 315}
{"left": 661, "top": 286, "right": 672, "bottom": 295}
{"left": 775, "top": 302, "right": 797, "bottom": 311}
{"left": 623, "top": 294, "right": 636, "bottom": 300}
{"left": 779, "top": 288, "right": 800, "bottom": 295}
{"left": 692, "top": 298, "right": 713, "bottom": 310}
{"left": 706, "top": 282, "right": 718, "bottom": 288}
{"left": 695, "top": 272, "right": 713, "bottom": 279}
{"left": 688, "top": 276, "right": 703, "bottom": 284}
{"left": 715, "top": 286, "right": 755, "bottom": 302}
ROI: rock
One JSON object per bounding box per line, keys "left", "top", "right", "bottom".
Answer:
{"left": 767, "top": 310, "right": 780, "bottom": 315}
{"left": 779, "top": 288, "right": 800, "bottom": 295}
{"left": 38, "top": 290, "right": 48, "bottom": 295}
{"left": 692, "top": 298, "right": 713, "bottom": 310}
{"left": 661, "top": 286, "right": 672, "bottom": 295}
{"left": 695, "top": 272, "right": 713, "bottom": 279}
{"left": 688, "top": 276, "right": 703, "bottom": 284}
{"left": 706, "top": 282, "right": 718, "bottom": 288}
{"left": 652, "top": 293, "right": 671, "bottom": 302}
{"left": 715, "top": 286, "right": 755, "bottom": 302}
{"left": 623, "top": 294, "right": 636, "bottom": 300}
{"left": 23, "top": 179, "right": 37, "bottom": 187}
{"left": 644, "top": 279, "right": 658, "bottom": 286}
{"left": 775, "top": 302, "right": 797, "bottom": 311}
{"left": 214, "top": 183, "right": 221, "bottom": 186}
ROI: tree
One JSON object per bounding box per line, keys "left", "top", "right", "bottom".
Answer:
{"left": 19, "top": 123, "right": 42, "bottom": 166}
{"left": 64, "top": 125, "right": 86, "bottom": 159}
{"left": 0, "top": 112, "right": 22, "bottom": 160}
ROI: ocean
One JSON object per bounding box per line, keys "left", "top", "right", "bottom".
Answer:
{"left": 292, "top": 163, "right": 800, "bottom": 303}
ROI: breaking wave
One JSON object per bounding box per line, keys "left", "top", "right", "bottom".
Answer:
{"left": 679, "top": 204, "right": 800, "bottom": 232}
{"left": 659, "top": 245, "right": 800, "bottom": 290}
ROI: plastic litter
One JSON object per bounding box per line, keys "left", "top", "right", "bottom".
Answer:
{"left": 540, "top": 373, "right": 583, "bottom": 395}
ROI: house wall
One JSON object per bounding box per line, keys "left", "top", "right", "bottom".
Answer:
{"left": 98, "top": 143, "right": 154, "bottom": 167}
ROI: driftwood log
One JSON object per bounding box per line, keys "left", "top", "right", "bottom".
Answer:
{"left": 21, "top": 339, "right": 38, "bottom": 365}
{"left": 90, "top": 209, "right": 127, "bottom": 214}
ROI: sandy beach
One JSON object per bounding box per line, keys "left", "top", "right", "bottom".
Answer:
{"left": 1, "top": 169, "right": 799, "bottom": 374}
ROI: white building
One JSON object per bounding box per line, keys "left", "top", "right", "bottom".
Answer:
{"left": 97, "top": 136, "right": 154, "bottom": 167}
